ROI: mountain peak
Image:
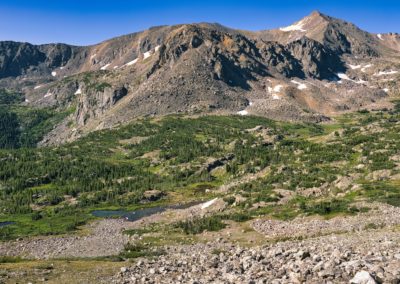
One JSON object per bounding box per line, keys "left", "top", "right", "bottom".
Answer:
{"left": 279, "top": 10, "right": 328, "bottom": 33}
{"left": 308, "top": 10, "right": 328, "bottom": 19}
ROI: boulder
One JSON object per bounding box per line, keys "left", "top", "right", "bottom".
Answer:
{"left": 350, "top": 271, "right": 377, "bottom": 284}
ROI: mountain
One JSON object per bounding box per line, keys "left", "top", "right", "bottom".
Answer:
{"left": 0, "top": 11, "right": 399, "bottom": 145}
{"left": 256, "top": 11, "right": 393, "bottom": 56}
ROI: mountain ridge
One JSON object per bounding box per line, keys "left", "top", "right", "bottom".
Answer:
{"left": 0, "top": 11, "right": 399, "bottom": 146}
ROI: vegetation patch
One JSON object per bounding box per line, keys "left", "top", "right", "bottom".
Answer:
{"left": 175, "top": 216, "right": 226, "bottom": 234}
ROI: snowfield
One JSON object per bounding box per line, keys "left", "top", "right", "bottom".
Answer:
{"left": 337, "top": 73, "right": 367, "bottom": 84}
{"left": 338, "top": 73, "right": 351, "bottom": 80}
{"left": 126, "top": 58, "right": 138, "bottom": 66}
{"left": 201, "top": 198, "right": 218, "bottom": 210}
{"left": 348, "top": 64, "right": 362, "bottom": 70}
{"left": 361, "top": 64, "right": 372, "bottom": 72}
{"left": 143, "top": 51, "right": 152, "bottom": 59}
{"left": 374, "top": 70, "right": 398, "bottom": 76}
{"left": 291, "top": 80, "right": 307, "bottom": 90}
{"left": 100, "top": 64, "right": 111, "bottom": 70}
{"left": 280, "top": 20, "right": 306, "bottom": 32}
{"left": 273, "top": 85, "right": 283, "bottom": 92}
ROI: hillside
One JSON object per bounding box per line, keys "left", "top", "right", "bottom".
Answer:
{"left": 0, "top": 11, "right": 399, "bottom": 146}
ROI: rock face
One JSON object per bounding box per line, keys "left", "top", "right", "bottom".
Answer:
{"left": 76, "top": 85, "right": 128, "bottom": 126}
{"left": 286, "top": 37, "right": 345, "bottom": 79}
{"left": 0, "top": 41, "right": 85, "bottom": 79}
{"left": 0, "top": 11, "right": 399, "bottom": 145}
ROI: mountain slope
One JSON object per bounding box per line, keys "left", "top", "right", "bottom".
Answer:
{"left": 0, "top": 11, "right": 399, "bottom": 145}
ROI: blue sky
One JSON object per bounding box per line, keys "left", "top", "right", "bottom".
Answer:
{"left": 0, "top": 0, "right": 399, "bottom": 45}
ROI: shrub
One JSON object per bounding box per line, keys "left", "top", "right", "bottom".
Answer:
{"left": 175, "top": 216, "right": 226, "bottom": 234}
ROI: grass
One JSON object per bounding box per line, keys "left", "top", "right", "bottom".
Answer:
{"left": 0, "top": 211, "right": 92, "bottom": 241}
{"left": 0, "top": 260, "right": 122, "bottom": 284}
{"left": 0, "top": 256, "right": 25, "bottom": 263}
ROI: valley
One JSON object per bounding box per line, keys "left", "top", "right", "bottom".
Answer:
{"left": 0, "top": 10, "right": 400, "bottom": 284}
{"left": 1, "top": 108, "right": 400, "bottom": 282}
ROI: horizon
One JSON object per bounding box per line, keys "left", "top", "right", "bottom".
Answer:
{"left": 0, "top": 0, "right": 399, "bottom": 46}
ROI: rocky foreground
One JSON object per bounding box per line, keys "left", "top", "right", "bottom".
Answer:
{"left": 114, "top": 228, "right": 400, "bottom": 284}
{"left": 1, "top": 201, "right": 399, "bottom": 283}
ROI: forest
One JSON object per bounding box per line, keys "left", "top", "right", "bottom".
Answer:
{"left": 1, "top": 97, "right": 400, "bottom": 240}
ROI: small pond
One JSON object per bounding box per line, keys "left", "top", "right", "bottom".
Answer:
{"left": 0, "top": 221, "right": 15, "bottom": 227}
{"left": 91, "top": 201, "right": 201, "bottom": 222}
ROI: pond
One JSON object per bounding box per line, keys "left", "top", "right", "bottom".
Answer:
{"left": 91, "top": 201, "right": 202, "bottom": 222}
{"left": 0, "top": 221, "right": 15, "bottom": 227}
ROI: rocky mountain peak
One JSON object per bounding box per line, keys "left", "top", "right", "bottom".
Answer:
{"left": 0, "top": 12, "right": 398, "bottom": 146}
{"left": 279, "top": 11, "right": 328, "bottom": 33}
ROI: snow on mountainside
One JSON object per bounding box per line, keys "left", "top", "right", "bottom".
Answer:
{"left": 0, "top": 11, "right": 399, "bottom": 146}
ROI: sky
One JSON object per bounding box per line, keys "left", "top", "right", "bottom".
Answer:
{"left": 0, "top": 0, "right": 399, "bottom": 46}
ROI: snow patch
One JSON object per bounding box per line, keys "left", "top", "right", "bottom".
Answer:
{"left": 348, "top": 64, "right": 361, "bottom": 70}
{"left": 126, "top": 58, "right": 138, "bottom": 66}
{"left": 361, "top": 64, "right": 372, "bottom": 72}
{"left": 60, "top": 66, "right": 65, "bottom": 70}
{"left": 280, "top": 20, "right": 306, "bottom": 32}
{"left": 237, "top": 110, "right": 248, "bottom": 116}
{"left": 113, "top": 66, "right": 119, "bottom": 69}
{"left": 374, "top": 70, "right": 398, "bottom": 76}
{"left": 143, "top": 51, "right": 152, "bottom": 60}
{"left": 377, "top": 34, "right": 384, "bottom": 40}
{"left": 383, "top": 88, "right": 389, "bottom": 92}
{"left": 291, "top": 80, "right": 307, "bottom": 90}
{"left": 44, "top": 92, "right": 53, "bottom": 98}
{"left": 25, "top": 99, "right": 30, "bottom": 103}
{"left": 337, "top": 73, "right": 367, "bottom": 84}
{"left": 355, "top": 79, "right": 367, "bottom": 84}
{"left": 51, "top": 71, "right": 57, "bottom": 77}
{"left": 249, "top": 101, "right": 253, "bottom": 106}
{"left": 100, "top": 63, "right": 111, "bottom": 70}
{"left": 201, "top": 198, "right": 218, "bottom": 210}
{"left": 273, "top": 85, "right": 283, "bottom": 92}
{"left": 34, "top": 85, "right": 42, "bottom": 90}
{"left": 337, "top": 73, "right": 351, "bottom": 80}
{"left": 75, "top": 88, "right": 82, "bottom": 95}
{"left": 155, "top": 45, "right": 161, "bottom": 52}
{"left": 267, "top": 84, "right": 283, "bottom": 99}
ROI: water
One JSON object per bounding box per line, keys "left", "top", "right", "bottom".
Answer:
{"left": 91, "top": 201, "right": 202, "bottom": 222}
{"left": 0, "top": 221, "right": 15, "bottom": 227}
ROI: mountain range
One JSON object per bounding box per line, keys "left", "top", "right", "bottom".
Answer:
{"left": 1, "top": 11, "right": 399, "bottom": 145}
